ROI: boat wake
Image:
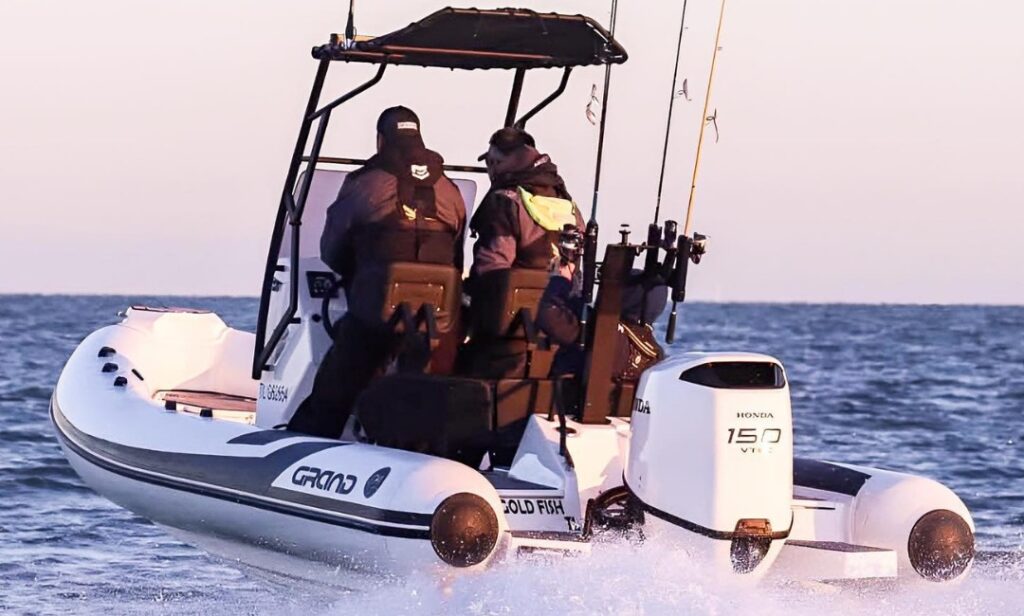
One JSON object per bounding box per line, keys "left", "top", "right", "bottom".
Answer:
{"left": 317, "top": 542, "right": 1024, "bottom": 616}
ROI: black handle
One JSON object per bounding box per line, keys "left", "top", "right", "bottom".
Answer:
{"left": 643, "top": 223, "right": 662, "bottom": 279}
{"left": 670, "top": 235, "right": 693, "bottom": 303}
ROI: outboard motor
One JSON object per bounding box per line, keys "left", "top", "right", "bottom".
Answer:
{"left": 626, "top": 352, "right": 793, "bottom": 578}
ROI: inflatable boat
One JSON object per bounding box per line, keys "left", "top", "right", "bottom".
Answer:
{"left": 53, "top": 7, "right": 975, "bottom": 586}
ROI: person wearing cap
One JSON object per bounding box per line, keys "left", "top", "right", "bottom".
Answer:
{"left": 458, "top": 127, "right": 585, "bottom": 378}
{"left": 288, "top": 106, "right": 466, "bottom": 439}
{"left": 470, "top": 127, "right": 583, "bottom": 277}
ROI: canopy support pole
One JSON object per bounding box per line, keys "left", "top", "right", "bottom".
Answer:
{"left": 504, "top": 68, "right": 526, "bottom": 127}
{"left": 253, "top": 59, "right": 329, "bottom": 379}
{"left": 252, "top": 62, "right": 389, "bottom": 379}
{"left": 515, "top": 67, "right": 573, "bottom": 128}
{"left": 310, "top": 62, "right": 387, "bottom": 121}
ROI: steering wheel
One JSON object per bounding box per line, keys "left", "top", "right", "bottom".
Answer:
{"left": 320, "top": 276, "right": 345, "bottom": 339}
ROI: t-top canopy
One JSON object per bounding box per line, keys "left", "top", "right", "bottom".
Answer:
{"left": 312, "top": 7, "right": 628, "bottom": 70}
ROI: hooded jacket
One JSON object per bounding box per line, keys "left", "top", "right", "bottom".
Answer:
{"left": 320, "top": 142, "right": 466, "bottom": 325}
{"left": 458, "top": 147, "right": 583, "bottom": 376}
{"left": 469, "top": 147, "right": 583, "bottom": 278}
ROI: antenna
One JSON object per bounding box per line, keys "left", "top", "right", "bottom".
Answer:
{"left": 653, "top": 0, "right": 691, "bottom": 224}
{"left": 344, "top": 0, "right": 357, "bottom": 46}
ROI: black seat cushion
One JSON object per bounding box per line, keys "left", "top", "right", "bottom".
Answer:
{"left": 355, "top": 374, "right": 493, "bottom": 465}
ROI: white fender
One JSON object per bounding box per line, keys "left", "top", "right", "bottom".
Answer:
{"left": 843, "top": 463, "right": 975, "bottom": 582}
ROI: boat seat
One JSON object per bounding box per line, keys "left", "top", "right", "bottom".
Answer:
{"left": 380, "top": 262, "right": 461, "bottom": 333}
{"left": 355, "top": 374, "right": 493, "bottom": 466}
{"left": 463, "top": 268, "right": 558, "bottom": 379}
{"left": 379, "top": 262, "right": 462, "bottom": 375}
{"left": 161, "top": 390, "right": 257, "bottom": 413}
{"left": 355, "top": 372, "right": 578, "bottom": 466}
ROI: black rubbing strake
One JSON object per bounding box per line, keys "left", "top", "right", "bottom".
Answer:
{"left": 227, "top": 430, "right": 306, "bottom": 446}
{"left": 793, "top": 458, "right": 871, "bottom": 496}
{"left": 52, "top": 419, "right": 430, "bottom": 539}
{"left": 50, "top": 401, "right": 431, "bottom": 531}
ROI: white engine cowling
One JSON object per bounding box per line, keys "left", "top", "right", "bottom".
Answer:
{"left": 626, "top": 352, "right": 794, "bottom": 577}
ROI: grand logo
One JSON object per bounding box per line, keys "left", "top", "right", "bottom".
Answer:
{"left": 363, "top": 467, "right": 391, "bottom": 498}
{"left": 291, "top": 466, "right": 358, "bottom": 495}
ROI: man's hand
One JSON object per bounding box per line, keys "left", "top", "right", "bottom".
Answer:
{"left": 552, "top": 260, "right": 576, "bottom": 280}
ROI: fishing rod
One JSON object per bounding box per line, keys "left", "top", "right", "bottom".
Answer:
{"left": 640, "top": 0, "right": 691, "bottom": 330}
{"left": 653, "top": 0, "right": 691, "bottom": 225}
{"left": 684, "top": 0, "right": 727, "bottom": 239}
{"left": 579, "top": 0, "right": 620, "bottom": 348}
{"left": 664, "top": 0, "right": 726, "bottom": 344}
{"left": 589, "top": 0, "right": 619, "bottom": 224}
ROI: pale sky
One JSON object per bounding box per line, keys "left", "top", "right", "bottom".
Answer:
{"left": 1, "top": 0, "right": 1022, "bottom": 303}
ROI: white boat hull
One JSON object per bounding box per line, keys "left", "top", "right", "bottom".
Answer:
{"left": 52, "top": 307, "right": 976, "bottom": 584}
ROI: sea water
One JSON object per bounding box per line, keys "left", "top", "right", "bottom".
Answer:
{"left": 1, "top": 295, "right": 1021, "bottom": 615}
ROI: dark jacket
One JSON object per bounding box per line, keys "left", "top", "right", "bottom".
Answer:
{"left": 537, "top": 275, "right": 666, "bottom": 381}
{"left": 458, "top": 150, "right": 582, "bottom": 378}
{"left": 469, "top": 150, "right": 582, "bottom": 278}
{"left": 321, "top": 149, "right": 466, "bottom": 325}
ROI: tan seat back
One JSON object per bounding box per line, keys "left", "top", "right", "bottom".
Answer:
{"left": 382, "top": 262, "right": 461, "bottom": 332}
{"left": 495, "top": 268, "right": 550, "bottom": 336}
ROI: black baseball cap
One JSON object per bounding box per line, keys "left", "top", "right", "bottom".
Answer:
{"left": 377, "top": 106, "right": 423, "bottom": 144}
{"left": 478, "top": 127, "right": 536, "bottom": 161}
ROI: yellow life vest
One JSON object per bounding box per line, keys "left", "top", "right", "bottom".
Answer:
{"left": 518, "top": 187, "right": 578, "bottom": 232}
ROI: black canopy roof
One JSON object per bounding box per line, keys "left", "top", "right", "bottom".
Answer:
{"left": 312, "top": 7, "right": 628, "bottom": 70}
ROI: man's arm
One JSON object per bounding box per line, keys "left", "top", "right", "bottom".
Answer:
{"left": 320, "top": 173, "right": 388, "bottom": 275}
{"left": 536, "top": 274, "right": 582, "bottom": 346}
{"left": 469, "top": 193, "right": 519, "bottom": 277}
{"left": 435, "top": 177, "right": 467, "bottom": 271}
{"left": 320, "top": 183, "right": 356, "bottom": 274}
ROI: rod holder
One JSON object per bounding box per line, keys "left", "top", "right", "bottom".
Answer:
{"left": 618, "top": 224, "right": 631, "bottom": 245}
{"left": 670, "top": 235, "right": 693, "bottom": 303}
{"left": 643, "top": 223, "right": 662, "bottom": 277}
{"left": 663, "top": 220, "right": 678, "bottom": 247}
